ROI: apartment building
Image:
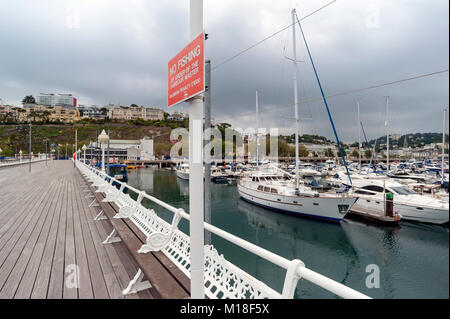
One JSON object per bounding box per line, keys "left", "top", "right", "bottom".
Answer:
{"left": 108, "top": 106, "right": 164, "bottom": 121}
{"left": 17, "top": 105, "right": 81, "bottom": 123}
{"left": 36, "top": 93, "right": 77, "bottom": 107}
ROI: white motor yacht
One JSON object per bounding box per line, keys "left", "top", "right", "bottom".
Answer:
{"left": 237, "top": 168, "right": 358, "bottom": 222}
{"left": 349, "top": 179, "right": 448, "bottom": 224}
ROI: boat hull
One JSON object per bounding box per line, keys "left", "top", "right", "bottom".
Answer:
{"left": 237, "top": 183, "right": 357, "bottom": 222}
{"left": 176, "top": 170, "right": 189, "bottom": 180}
{"left": 352, "top": 197, "right": 449, "bottom": 225}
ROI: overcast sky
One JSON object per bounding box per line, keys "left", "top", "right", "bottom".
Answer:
{"left": 0, "top": 0, "right": 448, "bottom": 141}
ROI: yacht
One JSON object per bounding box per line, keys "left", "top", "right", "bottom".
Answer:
{"left": 175, "top": 163, "right": 190, "bottom": 180}
{"left": 349, "top": 179, "right": 448, "bottom": 225}
{"left": 237, "top": 168, "right": 358, "bottom": 222}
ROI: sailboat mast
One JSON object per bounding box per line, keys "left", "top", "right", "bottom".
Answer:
{"left": 386, "top": 96, "right": 390, "bottom": 173}
{"left": 256, "top": 90, "right": 259, "bottom": 167}
{"left": 292, "top": 9, "right": 299, "bottom": 189}
{"left": 442, "top": 108, "right": 447, "bottom": 185}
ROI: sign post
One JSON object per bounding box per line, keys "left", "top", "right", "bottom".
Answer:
{"left": 168, "top": 0, "right": 205, "bottom": 299}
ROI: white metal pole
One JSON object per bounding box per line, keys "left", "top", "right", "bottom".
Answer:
{"left": 84, "top": 150, "right": 86, "bottom": 164}
{"left": 357, "top": 101, "right": 361, "bottom": 171}
{"left": 74, "top": 129, "right": 77, "bottom": 167}
{"left": 442, "top": 108, "right": 447, "bottom": 185}
{"left": 101, "top": 145, "right": 105, "bottom": 173}
{"left": 204, "top": 59, "right": 211, "bottom": 246}
{"left": 256, "top": 90, "right": 259, "bottom": 167}
{"left": 29, "top": 123, "right": 32, "bottom": 173}
{"left": 189, "top": 0, "right": 204, "bottom": 299}
{"left": 386, "top": 96, "right": 390, "bottom": 173}
{"left": 292, "top": 9, "right": 299, "bottom": 190}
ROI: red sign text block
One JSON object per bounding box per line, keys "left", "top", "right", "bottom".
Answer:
{"left": 168, "top": 32, "right": 205, "bottom": 107}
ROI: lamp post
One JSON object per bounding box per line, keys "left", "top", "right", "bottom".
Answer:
{"left": 98, "top": 130, "right": 109, "bottom": 173}
{"left": 82, "top": 144, "right": 87, "bottom": 164}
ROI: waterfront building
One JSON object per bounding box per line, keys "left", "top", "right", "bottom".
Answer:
{"left": 36, "top": 93, "right": 77, "bottom": 107}
{"left": 167, "top": 111, "right": 188, "bottom": 121}
{"left": 108, "top": 106, "right": 164, "bottom": 121}
{"left": 85, "top": 137, "right": 154, "bottom": 162}
{"left": 77, "top": 105, "right": 107, "bottom": 120}
{"left": 17, "top": 104, "right": 81, "bottom": 123}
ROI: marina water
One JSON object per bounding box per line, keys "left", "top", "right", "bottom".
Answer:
{"left": 128, "top": 168, "right": 449, "bottom": 299}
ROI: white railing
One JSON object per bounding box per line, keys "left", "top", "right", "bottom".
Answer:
{"left": 0, "top": 158, "right": 50, "bottom": 168}
{"left": 76, "top": 160, "right": 371, "bottom": 299}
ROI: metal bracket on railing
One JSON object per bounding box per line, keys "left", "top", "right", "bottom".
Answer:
{"left": 171, "top": 208, "right": 183, "bottom": 231}
{"left": 137, "top": 208, "right": 183, "bottom": 254}
{"left": 137, "top": 231, "right": 173, "bottom": 254}
{"left": 122, "top": 269, "right": 152, "bottom": 295}
{"left": 89, "top": 199, "right": 99, "bottom": 207}
{"left": 115, "top": 190, "right": 146, "bottom": 219}
{"left": 94, "top": 210, "right": 107, "bottom": 221}
{"left": 281, "top": 259, "right": 305, "bottom": 298}
{"left": 103, "top": 183, "right": 124, "bottom": 203}
{"left": 103, "top": 229, "right": 122, "bottom": 244}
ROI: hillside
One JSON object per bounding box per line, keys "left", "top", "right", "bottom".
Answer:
{"left": 365, "top": 132, "right": 449, "bottom": 150}
{"left": 0, "top": 123, "right": 180, "bottom": 157}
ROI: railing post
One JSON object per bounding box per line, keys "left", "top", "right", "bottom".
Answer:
{"left": 281, "top": 259, "right": 305, "bottom": 298}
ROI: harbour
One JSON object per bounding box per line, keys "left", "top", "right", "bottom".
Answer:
{"left": 0, "top": 0, "right": 448, "bottom": 305}
{"left": 127, "top": 167, "right": 449, "bottom": 299}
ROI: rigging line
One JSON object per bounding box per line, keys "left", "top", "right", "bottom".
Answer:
{"left": 211, "top": 0, "right": 337, "bottom": 71}
{"left": 213, "top": 68, "right": 449, "bottom": 123}
{"left": 294, "top": 10, "right": 352, "bottom": 184}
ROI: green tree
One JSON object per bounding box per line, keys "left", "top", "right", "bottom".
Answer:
{"left": 365, "top": 149, "right": 372, "bottom": 157}
{"left": 130, "top": 104, "right": 139, "bottom": 108}
{"left": 299, "top": 144, "right": 309, "bottom": 157}
{"left": 325, "top": 148, "right": 335, "bottom": 158}
{"left": 22, "top": 95, "right": 36, "bottom": 105}
{"left": 351, "top": 149, "right": 359, "bottom": 157}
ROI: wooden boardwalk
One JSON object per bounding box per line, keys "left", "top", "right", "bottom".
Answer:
{"left": 0, "top": 160, "right": 155, "bottom": 299}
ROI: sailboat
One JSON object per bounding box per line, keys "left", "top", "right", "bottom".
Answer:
{"left": 237, "top": 9, "right": 358, "bottom": 222}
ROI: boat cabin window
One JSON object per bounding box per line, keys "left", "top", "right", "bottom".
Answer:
{"left": 257, "top": 185, "right": 264, "bottom": 191}
{"left": 355, "top": 189, "right": 373, "bottom": 196}
{"left": 263, "top": 187, "right": 270, "bottom": 192}
{"left": 362, "top": 185, "right": 385, "bottom": 193}
{"left": 389, "top": 186, "right": 416, "bottom": 195}
{"left": 270, "top": 188, "right": 278, "bottom": 194}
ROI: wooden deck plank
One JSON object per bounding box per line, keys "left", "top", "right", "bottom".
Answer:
{"left": 47, "top": 177, "right": 69, "bottom": 299}
{"left": 0, "top": 179, "right": 55, "bottom": 269}
{"left": 31, "top": 177, "right": 67, "bottom": 299}
{"left": 0, "top": 184, "right": 46, "bottom": 241}
{"left": 0, "top": 182, "right": 49, "bottom": 243}
{"left": 63, "top": 178, "right": 77, "bottom": 299}
{"left": 74, "top": 174, "right": 125, "bottom": 299}
{"left": 0, "top": 181, "right": 60, "bottom": 298}
{"left": 1, "top": 161, "right": 176, "bottom": 299}
{"left": 70, "top": 177, "right": 94, "bottom": 299}
{"left": 13, "top": 177, "right": 65, "bottom": 299}
{"left": 76, "top": 179, "right": 110, "bottom": 299}
{"left": 78, "top": 192, "right": 142, "bottom": 299}
{"left": 0, "top": 180, "right": 57, "bottom": 295}
{"left": 86, "top": 183, "right": 189, "bottom": 299}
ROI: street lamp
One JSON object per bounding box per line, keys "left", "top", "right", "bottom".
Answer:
{"left": 98, "top": 129, "right": 109, "bottom": 173}
{"left": 82, "top": 144, "right": 87, "bottom": 164}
